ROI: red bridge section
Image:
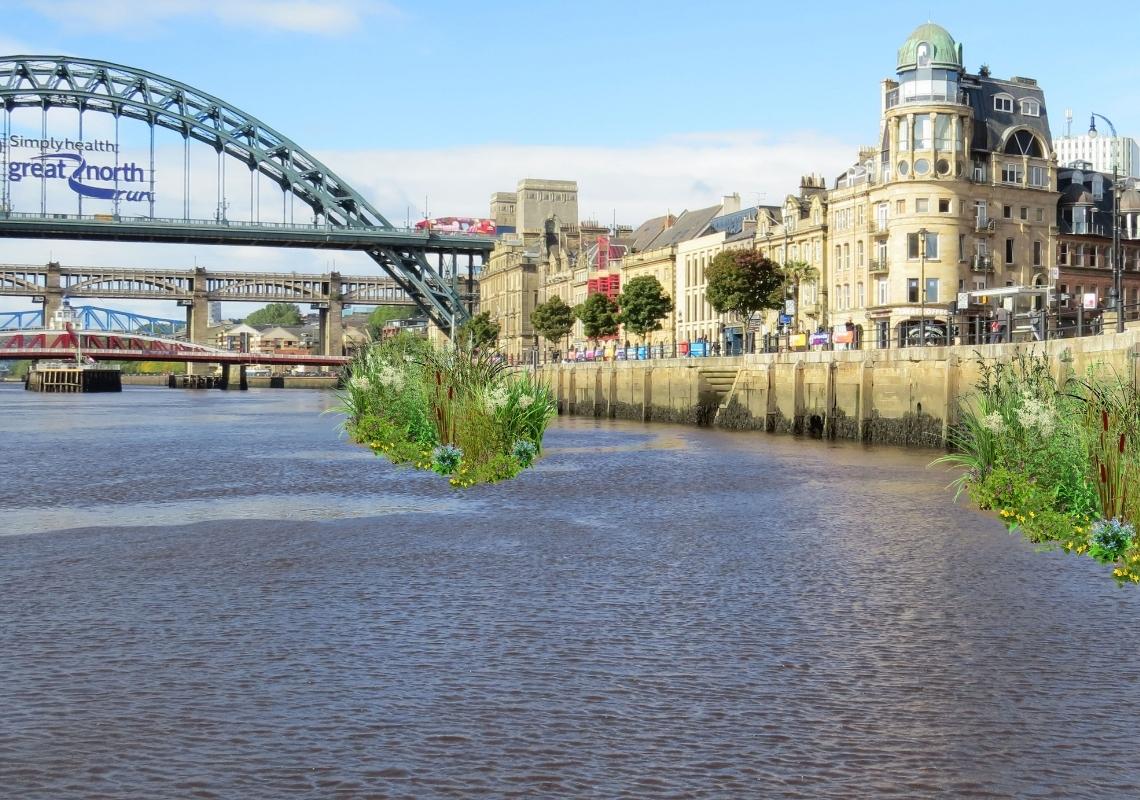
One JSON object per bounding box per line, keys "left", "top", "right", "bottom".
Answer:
{"left": 0, "top": 330, "right": 350, "bottom": 367}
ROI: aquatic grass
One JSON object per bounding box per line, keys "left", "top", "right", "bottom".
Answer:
{"left": 336, "top": 333, "right": 553, "bottom": 486}
{"left": 932, "top": 349, "right": 1140, "bottom": 585}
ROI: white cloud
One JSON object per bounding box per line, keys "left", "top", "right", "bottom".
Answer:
{"left": 321, "top": 130, "right": 859, "bottom": 226}
{"left": 16, "top": 0, "right": 399, "bottom": 36}
{"left": 0, "top": 34, "right": 38, "bottom": 55}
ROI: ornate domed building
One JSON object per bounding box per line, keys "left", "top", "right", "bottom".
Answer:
{"left": 805, "top": 22, "right": 1061, "bottom": 345}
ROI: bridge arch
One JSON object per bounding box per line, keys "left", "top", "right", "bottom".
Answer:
{"left": 0, "top": 56, "right": 479, "bottom": 330}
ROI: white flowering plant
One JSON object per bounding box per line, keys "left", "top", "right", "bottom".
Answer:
{"left": 337, "top": 333, "right": 556, "bottom": 486}
{"left": 934, "top": 350, "right": 1139, "bottom": 585}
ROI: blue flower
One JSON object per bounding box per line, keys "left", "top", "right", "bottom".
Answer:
{"left": 512, "top": 439, "right": 538, "bottom": 468}
{"left": 1089, "top": 518, "right": 1135, "bottom": 563}
{"left": 431, "top": 444, "right": 463, "bottom": 475}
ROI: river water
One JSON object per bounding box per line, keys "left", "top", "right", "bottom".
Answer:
{"left": 2, "top": 383, "right": 1139, "bottom": 799}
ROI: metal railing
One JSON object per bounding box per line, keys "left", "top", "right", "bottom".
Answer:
{"left": 0, "top": 209, "right": 496, "bottom": 244}
{"left": 522, "top": 301, "right": 1140, "bottom": 364}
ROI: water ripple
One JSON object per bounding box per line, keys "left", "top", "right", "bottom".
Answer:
{"left": 2, "top": 385, "right": 1139, "bottom": 798}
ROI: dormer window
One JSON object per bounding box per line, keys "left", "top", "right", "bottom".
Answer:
{"left": 916, "top": 42, "right": 931, "bottom": 67}
{"left": 1020, "top": 98, "right": 1040, "bottom": 116}
{"left": 994, "top": 94, "right": 1013, "bottom": 113}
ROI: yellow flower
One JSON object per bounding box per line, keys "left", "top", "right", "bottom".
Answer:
{"left": 1029, "top": 511, "right": 1036, "bottom": 518}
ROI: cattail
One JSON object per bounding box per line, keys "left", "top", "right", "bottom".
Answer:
{"left": 448, "top": 386, "right": 454, "bottom": 400}
{"left": 1120, "top": 433, "right": 1126, "bottom": 454}
{"left": 1101, "top": 463, "right": 1108, "bottom": 483}
{"left": 1102, "top": 409, "right": 1109, "bottom": 432}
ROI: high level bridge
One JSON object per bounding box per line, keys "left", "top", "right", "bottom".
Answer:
{"left": 0, "top": 261, "right": 466, "bottom": 355}
{"left": 0, "top": 56, "right": 493, "bottom": 341}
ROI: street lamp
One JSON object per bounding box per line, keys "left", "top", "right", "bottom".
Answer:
{"left": 1089, "top": 113, "right": 1124, "bottom": 332}
{"left": 918, "top": 227, "right": 928, "bottom": 344}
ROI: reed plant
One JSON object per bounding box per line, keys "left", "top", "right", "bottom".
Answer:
{"left": 336, "top": 334, "right": 557, "bottom": 486}
{"left": 933, "top": 349, "right": 1139, "bottom": 584}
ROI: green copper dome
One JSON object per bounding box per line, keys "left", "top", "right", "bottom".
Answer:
{"left": 897, "top": 23, "right": 963, "bottom": 73}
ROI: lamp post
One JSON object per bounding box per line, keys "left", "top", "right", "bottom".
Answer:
{"left": 1088, "top": 113, "right": 1124, "bottom": 332}
{"left": 918, "top": 227, "right": 928, "bottom": 344}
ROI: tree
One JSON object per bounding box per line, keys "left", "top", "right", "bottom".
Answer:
{"left": 617, "top": 275, "right": 672, "bottom": 343}
{"left": 781, "top": 259, "right": 820, "bottom": 332}
{"left": 457, "top": 311, "right": 500, "bottom": 349}
{"left": 530, "top": 296, "right": 575, "bottom": 353}
{"left": 245, "top": 303, "right": 302, "bottom": 326}
{"left": 574, "top": 292, "right": 620, "bottom": 345}
{"left": 705, "top": 250, "right": 784, "bottom": 344}
{"left": 367, "top": 305, "right": 415, "bottom": 339}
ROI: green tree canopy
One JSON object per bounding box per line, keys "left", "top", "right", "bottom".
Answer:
{"left": 457, "top": 311, "right": 500, "bottom": 349}
{"left": 245, "top": 302, "right": 303, "bottom": 326}
{"left": 705, "top": 250, "right": 784, "bottom": 327}
{"left": 367, "top": 305, "right": 415, "bottom": 339}
{"left": 617, "top": 275, "right": 672, "bottom": 342}
{"left": 530, "top": 296, "right": 576, "bottom": 346}
{"left": 574, "top": 292, "right": 620, "bottom": 344}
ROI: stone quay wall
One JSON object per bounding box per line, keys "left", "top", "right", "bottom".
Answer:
{"left": 540, "top": 332, "right": 1140, "bottom": 449}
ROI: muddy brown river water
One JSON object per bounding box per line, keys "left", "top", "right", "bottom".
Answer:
{"left": 2, "top": 383, "right": 1139, "bottom": 798}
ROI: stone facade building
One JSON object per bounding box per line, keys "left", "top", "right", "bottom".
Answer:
{"left": 819, "top": 22, "right": 1059, "bottom": 346}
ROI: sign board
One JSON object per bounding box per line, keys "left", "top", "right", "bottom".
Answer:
{"left": 778, "top": 314, "right": 792, "bottom": 325}
{"left": 4, "top": 135, "right": 155, "bottom": 206}
{"left": 1049, "top": 267, "right": 1060, "bottom": 280}
{"left": 957, "top": 292, "right": 970, "bottom": 310}
{"left": 784, "top": 300, "right": 796, "bottom": 315}
{"left": 1083, "top": 292, "right": 1098, "bottom": 310}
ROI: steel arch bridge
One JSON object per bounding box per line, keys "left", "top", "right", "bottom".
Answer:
{"left": 0, "top": 305, "right": 185, "bottom": 334}
{"left": 0, "top": 56, "right": 492, "bottom": 332}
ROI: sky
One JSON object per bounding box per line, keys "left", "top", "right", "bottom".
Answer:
{"left": 2, "top": 0, "right": 1139, "bottom": 318}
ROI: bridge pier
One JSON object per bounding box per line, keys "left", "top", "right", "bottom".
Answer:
{"left": 41, "top": 261, "right": 63, "bottom": 324}
{"left": 319, "top": 272, "right": 344, "bottom": 357}
{"left": 185, "top": 268, "right": 211, "bottom": 376}
{"left": 218, "top": 363, "right": 248, "bottom": 390}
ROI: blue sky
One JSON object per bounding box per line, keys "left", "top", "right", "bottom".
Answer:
{"left": 2, "top": 0, "right": 1139, "bottom": 316}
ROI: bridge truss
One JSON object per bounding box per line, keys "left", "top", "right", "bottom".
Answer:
{"left": 0, "top": 56, "right": 492, "bottom": 331}
{"left": 0, "top": 304, "right": 186, "bottom": 334}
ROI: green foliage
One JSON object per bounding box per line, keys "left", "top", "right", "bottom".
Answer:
{"left": 513, "top": 440, "right": 538, "bottom": 468}
{"left": 1089, "top": 518, "right": 1135, "bottom": 564}
{"left": 574, "top": 292, "right": 620, "bottom": 343}
{"left": 932, "top": 349, "right": 1140, "bottom": 584}
{"left": 705, "top": 249, "right": 784, "bottom": 325}
{"left": 245, "top": 302, "right": 303, "bottom": 326}
{"left": 336, "top": 335, "right": 556, "bottom": 487}
{"left": 617, "top": 275, "right": 672, "bottom": 342}
{"left": 530, "top": 296, "right": 576, "bottom": 346}
{"left": 367, "top": 305, "right": 415, "bottom": 339}
{"left": 457, "top": 311, "right": 500, "bottom": 350}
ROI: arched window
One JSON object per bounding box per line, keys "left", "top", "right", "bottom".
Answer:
{"left": 916, "top": 42, "right": 931, "bottom": 67}
{"left": 993, "top": 93, "right": 1013, "bottom": 113}
{"left": 1004, "top": 130, "right": 1044, "bottom": 157}
{"left": 1020, "top": 98, "right": 1040, "bottom": 117}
